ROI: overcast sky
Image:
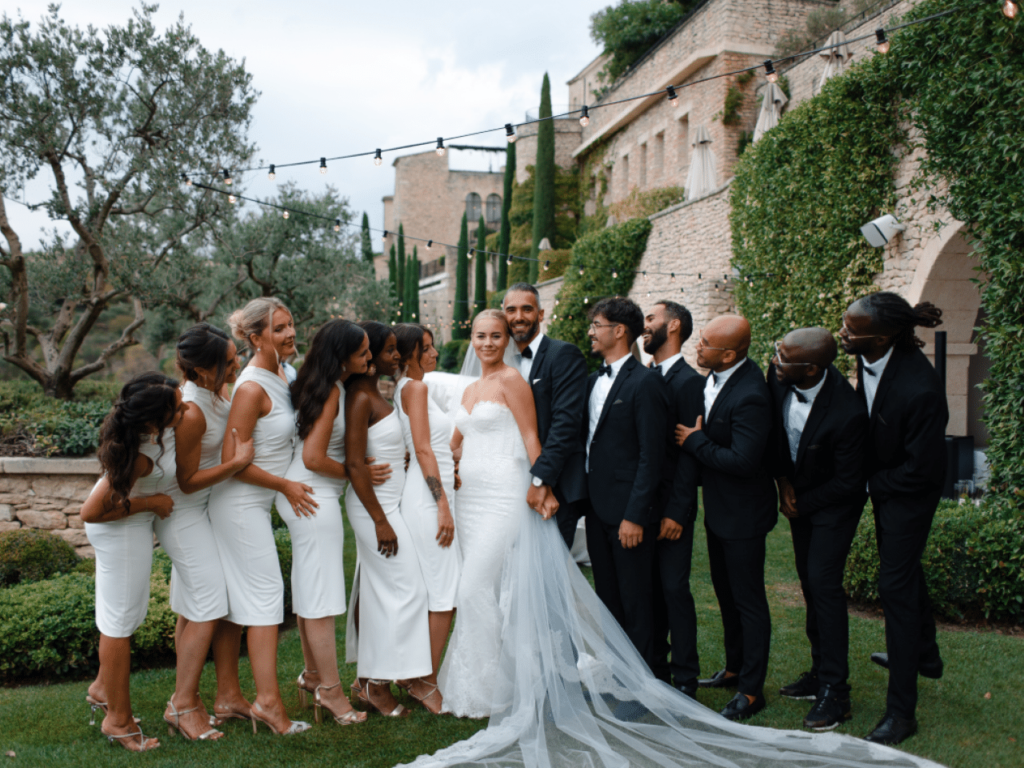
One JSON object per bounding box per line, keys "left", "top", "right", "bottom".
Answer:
{"left": 5, "top": 0, "right": 605, "bottom": 249}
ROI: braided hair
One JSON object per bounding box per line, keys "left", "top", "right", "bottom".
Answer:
{"left": 97, "top": 373, "right": 179, "bottom": 515}
{"left": 857, "top": 292, "right": 943, "bottom": 352}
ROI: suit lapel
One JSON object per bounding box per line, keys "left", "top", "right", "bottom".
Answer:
{"left": 528, "top": 335, "right": 550, "bottom": 386}
{"left": 870, "top": 348, "right": 901, "bottom": 426}
{"left": 663, "top": 357, "right": 694, "bottom": 386}
{"left": 707, "top": 359, "right": 746, "bottom": 424}
{"left": 795, "top": 368, "right": 833, "bottom": 470}
{"left": 594, "top": 356, "right": 636, "bottom": 437}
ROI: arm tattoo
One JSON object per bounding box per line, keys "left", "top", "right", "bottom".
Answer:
{"left": 426, "top": 476, "right": 444, "bottom": 503}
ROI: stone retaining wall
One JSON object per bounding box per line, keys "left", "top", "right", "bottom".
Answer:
{"left": 0, "top": 458, "right": 101, "bottom": 557}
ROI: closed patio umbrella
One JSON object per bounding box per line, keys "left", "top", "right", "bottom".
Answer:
{"left": 817, "top": 30, "right": 851, "bottom": 90}
{"left": 684, "top": 125, "right": 717, "bottom": 200}
{"left": 752, "top": 83, "right": 788, "bottom": 143}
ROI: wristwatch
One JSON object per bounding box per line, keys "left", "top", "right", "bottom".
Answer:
{"left": 531, "top": 476, "right": 543, "bottom": 487}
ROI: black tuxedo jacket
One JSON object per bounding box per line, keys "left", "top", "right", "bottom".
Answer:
{"left": 683, "top": 358, "right": 777, "bottom": 540}
{"left": 657, "top": 357, "right": 704, "bottom": 527}
{"left": 767, "top": 364, "right": 868, "bottom": 521}
{"left": 526, "top": 335, "right": 589, "bottom": 504}
{"left": 585, "top": 355, "right": 669, "bottom": 528}
{"left": 856, "top": 347, "right": 948, "bottom": 506}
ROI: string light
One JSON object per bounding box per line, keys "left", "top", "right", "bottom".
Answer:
{"left": 283, "top": 211, "right": 290, "bottom": 219}
{"left": 468, "top": 248, "right": 475, "bottom": 258}
{"left": 578, "top": 267, "right": 584, "bottom": 276}
{"left": 506, "top": 256, "right": 513, "bottom": 265}
{"left": 612, "top": 270, "right": 618, "bottom": 278}
{"left": 579, "top": 105, "right": 590, "bottom": 127}
{"left": 543, "top": 260, "right": 550, "bottom": 271}
{"left": 875, "top": 28, "right": 890, "bottom": 54}
{"left": 228, "top": 194, "right": 236, "bottom": 204}
{"left": 382, "top": 229, "right": 389, "bottom": 241}
{"left": 1004, "top": 0, "right": 1018, "bottom": 18}
{"left": 435, "top": 137, "right": 446, "bottom": 157}
{"left": 320, "top": 157, "right": 328, "bottom": 174}
{"left": 268, "top": 164, "right": 276, "bottom": 180}
{"left": 764, "top": 60, "right": 778, "bottom": 83}
{"left": 223, "top": 169, "right": 233, "bottom": 185}
{"left": 180, "top": 173, "right": 191, "bottom": 186}
{"left": 505, "top": 124, "right": 516, "bottom": 143}
{"left": 426, "top": 240, "right": 432, "bottom": 250}
{"left": 666, "top": 85, "right": 679, "bottom": 105}
{"left": 334, "top": 218, "right": 341, "bottom": 232}
{"left": 584, "top": 297, "right": 589, "bottom": 304}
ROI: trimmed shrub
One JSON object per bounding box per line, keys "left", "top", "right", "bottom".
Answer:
{"left": 0, "top": 529, "right": 80, "bottom": 587}
{"left": 845, "top": 498, "right": 1024, "bottom": 622}
{"left": 0, "top": 380, "right": 118, "bottom": 456}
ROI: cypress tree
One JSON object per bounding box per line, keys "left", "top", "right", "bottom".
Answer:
{"left": 360, "top": 212, "right": 374, "bottom": 263}
{"left": 396, "top": 224, "right": 406, "bottom": 320}
{"left": 474, "top": 216, "right": 488, "bottom": 317}
{"left": 529, "top": 72, "right": 555, "bottom": 284}
{"left": 410, "top": 246, "right": 420, "bottom": 321}
{"left": 388, "top": 243, "right": 397, "bottom": 297}
{"left": 497, "top": 140, "right": 515, "bottom": 292}
{"left": 404, "top": 250, "right": 416, "bottom": 323}
{"left": 453, "top": 213, "right": 470, "bottom": 339}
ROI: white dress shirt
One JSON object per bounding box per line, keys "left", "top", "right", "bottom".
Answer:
{"left": 586, "top": 353, "right": 630, "bottom": 470}
{"left": 860, "top": 346, "right": 893, "bottom": 417}
{"left": 517, "top": 332, "right": 544, "bottom": 381}
{"left": 783, "top": 370, "right": 828, "bottom": 463}
{"left": 654, "top": 352, "right": 683, "bottom": 377}
{"left": 703, "top": 357, "right": 747, "bottom": 416}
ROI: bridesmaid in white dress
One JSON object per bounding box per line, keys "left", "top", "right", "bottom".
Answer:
{"left": 393, "top": 324, "right": 458, "bottom": 715}
{"left": 276, "top": 319, "right": 388, "bottom": 727}
{"left": 159, "top": 324, "right": 255, "bottom": 739}
{"left": 344, "top": 321, "right": 432, "bottom": 717}
{"left": 81, "top": 373, "right": 185, "bottom": 752}
{"left": 208, "top": 297, "right": 314, "bottom": 736}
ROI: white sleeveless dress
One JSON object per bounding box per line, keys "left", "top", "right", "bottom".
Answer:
{"left": 85, "top": 438, "right": 169, "bottom": 638}
{"left": 208, "top": 365, "right": 292, "bottom": 626}
{"left": 158, "top": 382, "right": 230, "bottom": 623}
{"left": 275, "top": 381, "right": 348, "bottom": 619}
{"left": 438, "top": 401, "right": 530, "bottom": 717}
{"left": 344, "top": 408, "right": 431, "bottom": 680}
{"left": 394, "top": 377, "right": 460, "bottom": 612}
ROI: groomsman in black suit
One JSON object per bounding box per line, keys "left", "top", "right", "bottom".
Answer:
{"left": 767, "top": 328, "right": 868, "bottom": 730}
{"left": 675, "top": 315, "right": 776, "bottom": 721}
{"left": 503, "top": 283, "right": 589, "bottom": 549}
{"left": 840, "top": 292, "right": 947, "bottom": 746}
{"left": 642, "top": 301, "right": 703, "bottom": 697}
{"left": 584, "top": 296, "right": 669, "bottom": 666}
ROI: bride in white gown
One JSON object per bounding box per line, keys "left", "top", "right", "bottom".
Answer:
{"left": 411, "top": 311, "right": 944, "bottom": 768}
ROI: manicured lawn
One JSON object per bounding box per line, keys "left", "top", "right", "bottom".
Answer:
{"left": 0, "top": 505, "right": 1020, "bottom": 767}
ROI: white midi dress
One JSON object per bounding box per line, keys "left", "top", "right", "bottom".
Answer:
{"left": 344, "top": 408, "right": 431, "bottom": 680}
{"left": 158, "top": 382, "right": 230, "bottom": 623}
{"left": 394, "top": 377, "right": 460, "bottom": 612}
{"left": 208, "top": 366, "right": 293, "bottom": 626}
{"left": 275, "top": 381, "right": 348, "bottom": 619}
{"left": 85, "top": 437, "right": 172, "bottom": 638}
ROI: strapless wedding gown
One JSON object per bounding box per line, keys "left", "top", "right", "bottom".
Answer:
{"left": 402, "top": 400, "right": 945, "bottom": 768}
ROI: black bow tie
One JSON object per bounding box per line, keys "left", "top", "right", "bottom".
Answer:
{"left": 790, "top": 388, "right": 808, "bottom": 404}
{"left": 710, "top": 372, "right": 719, "bottom": 385}
{"left": 521, "top": 346, "right": 533, "bottom": 359}
{"left": 863, "top": 367, "right": 877, "bottom": 377}
{"left": 597, "top": 364, "right": 612, "bottom": 377}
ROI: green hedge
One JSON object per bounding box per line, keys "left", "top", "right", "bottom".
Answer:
{"left": 0, "top": 380, "right": 119, "bottom": 456}
{"left": 845, "top": 498, "right": 1024, "bottom": 622}
{"left": 0, "top": 529, "right": 80, "bottom": 587}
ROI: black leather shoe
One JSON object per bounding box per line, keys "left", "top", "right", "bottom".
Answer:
{"left": 802, "top": 685, "right": 851, "bottom": 730}
{"left": 779, "top": 670, "right": 819, "bottom": 700}
{"left": 698, "top": 669, "right": 739, "bottom": 688}
{"left": 720, "top": 692, "right": 766, "bottom": 721}
{"left": 674, "top": 683, "right": 698, "bottom": 700}
{"left": 870, "top": 652, "right": 944, "bottom": 679}
{"left": 865, "top": 712, "right": 917, "bottom": 745}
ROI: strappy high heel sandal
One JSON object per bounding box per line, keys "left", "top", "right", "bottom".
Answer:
{"left": 350, "top": 678, "right": 368, "bottom": 708}
{"left": 208, "top": 703, "right": 252, "bottom": 727}
{"left": 314, "top": 682, "right": 368, "bottom": 726}
{"left": 296, "top": 669, "right": 318, "bottom": 708}
{"left": 249, "top": 701, "right": 311, "bottom": 736}
{"left": 404, "top": 678, "right": 444, "bottom": 715}
{"left": 164, "top": 699, "right": 223, "bottom": 741}
{"left": 85, "top": 694, "right": 141, "bottom": 726}
{"left": 363, "top": 679, "right": 411, "bottom": 718}
{"left": 100, "top": 726, "right": 159, "bottom": 753}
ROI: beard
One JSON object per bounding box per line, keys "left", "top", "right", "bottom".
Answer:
{"left": 510, "top": 318, "right": 539, "bottom": 344}
{"left": 643, "top": 324, "right": 668, "bottom": 355}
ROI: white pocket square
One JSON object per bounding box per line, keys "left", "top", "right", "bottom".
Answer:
{"left": 532, "top": 378, "right": 542, "bottom": 384}
{"left": 614, "top": 399, "right": 624, "bottom": 404}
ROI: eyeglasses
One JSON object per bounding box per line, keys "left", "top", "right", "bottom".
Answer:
{"left": 839, "top": 314, "right": 884, "bottom": 340}
{"left": 773, "top": 341, "right": 813, "bottom": 366}
{"left": 589, "top": 321, "right": 621, "bottom": 331}
{"left": 695, "top": 332, "right": 732, "bottom": 352}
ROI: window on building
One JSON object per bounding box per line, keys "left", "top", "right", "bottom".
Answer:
{"left": 639, "top": 143, "right": 647, "bottom": 189}
{"left": 466, "top": 192, "right": 482, "bottom": 222}
{"left": 622, "top": 154, "right": 630, "bottom": 198}
{"left": 485, "top": 194, "right": 502, "bottom": 225}
{"left": 653, "top": 132, "right": 665, "bottom": 188}
{"left": 677, "top": 115, "right": 690, "bottom": 185}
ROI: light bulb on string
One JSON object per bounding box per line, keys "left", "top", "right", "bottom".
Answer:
{"left": 426, "top": 240, "right": 432, "bottom": 250}
{"left": 320, "top": 157, "right": 328, "bottom": 174}
{"left": 763, "top": 60, "right": 778, "bottom": 83}
{"left": 1004, "top": 0, "right": 1018, "bottom": 17}
{"left": 268, "top": 164, "right": 276, "bottom": 180}
{"left": 228, "top": 194, "right": 236, "bottom": 204}
{"left": 612, "top": 270, "right": 618, "bottom": 278}
{"left": 283, "top": 211, "right": 289, "bottom": 220}
{"left": 180, "top": 173, "right": 192, "bottom": 186}
{"left": 578, "top": 267, "right": 584, "bottom": 276}
{"left": 666, "top": 85, "right": 679, "bottom": 107}
{"left": 506, "top": 256, "right": 513, "bottom": 265}
{"left": 584, "top": 297, "right": 589, "bottom": 304}
{"left": 875, "top": 28, "right": 889, "bottom": 54}
{"left": 382, "top": 229, "right": 389, "bottom": 242}
{"left": 436, "top": 137, "right": 446, "bottom": 157}
{"left": 579, "top": 105, "right": 590, "bottom": 127}
{"left": 334, "top": 218, "right": 341, "bottom": 232}
{"left": 543, "top": 260, "right": 550, "bottom": 271}
{"left": 374, "top": 149, "right": 383, "bottom": 166}
{"left": 505, "top": 124, "right": 516, "bottom": 143}
{"left": 670, "top": 273, "right": 676, "bottom": 281}
{"left": 468, "top": 248, "right": 475, "bottom": 259}
{"left": 223, "top": 169, "right": 233, "bottom": 185}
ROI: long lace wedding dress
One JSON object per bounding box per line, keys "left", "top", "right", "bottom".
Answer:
{"left": 406, "top": 377, "right": 943, "bottom": 768}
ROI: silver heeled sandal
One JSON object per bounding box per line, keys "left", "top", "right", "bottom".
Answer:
{"left": 314, "top": 682, "right": 368, "bottom": 725}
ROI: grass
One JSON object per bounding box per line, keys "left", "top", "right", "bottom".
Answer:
{"left": 1, "top": 506, "right": 1021, "bottom": 767}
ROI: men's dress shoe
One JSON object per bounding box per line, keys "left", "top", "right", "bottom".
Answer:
{"left": 802, "top": 686, "right": 851, "bottom": 731}
{"left": 698, "top": 669, "right": 739, "bottom": 689}
{"left": 779, "top": 670, "right": 819, "bottom": 701}
{"left": 720, "top": 692, "right": 766, "bottom": 721}
{"left": 870, "top": 652, "right": 944, "bottom": 679}
{"left": 613, "top": 701, "right": 650, "bottom": 722}
{"left": 674, "top": 683, "right": 698, "bottom": 700}
{"left": 865, "top": 712, "right": 918, "bottom": 745}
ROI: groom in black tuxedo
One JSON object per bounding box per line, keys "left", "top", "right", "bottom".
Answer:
{"left": 584, "top": 296, "right": 669, "bottom": 667}
{"left": 503, "top": 283, "right": 590, "bottom": 549}
{"left": 676, "top": 315, "right": 776, "bottom": 721}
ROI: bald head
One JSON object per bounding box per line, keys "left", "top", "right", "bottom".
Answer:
{"left": 705, "top": 315, "right": 751, "bottom": 357}
{"left": 783, "top": 327, "right": 837, "bottom": 368}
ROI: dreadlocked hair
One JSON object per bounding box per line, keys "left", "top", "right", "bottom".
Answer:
{"left": 858, "top": 291, "right": 943, "bottom": 352}
{"left": 97, "top": 373, "right": 179, "bottom": 516}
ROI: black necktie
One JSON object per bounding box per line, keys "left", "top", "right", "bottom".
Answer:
{"left": 791, "top": 388, "right": 808, "bottom": 404}
{"left": 521, "top": 346, "right": 533, "bottom": 359}
{"left": 598, "top": 364, "right": 612, "bottom": 377}
{"left": 863, "top": 366, "right": 877, "bottom": 377}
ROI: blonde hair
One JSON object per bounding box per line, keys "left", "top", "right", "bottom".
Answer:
{"left": 227, "top": 297, "right": 290, "bottom": 351}
{"left": 471, "top": 309, "right": 510, "bottom": 335}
